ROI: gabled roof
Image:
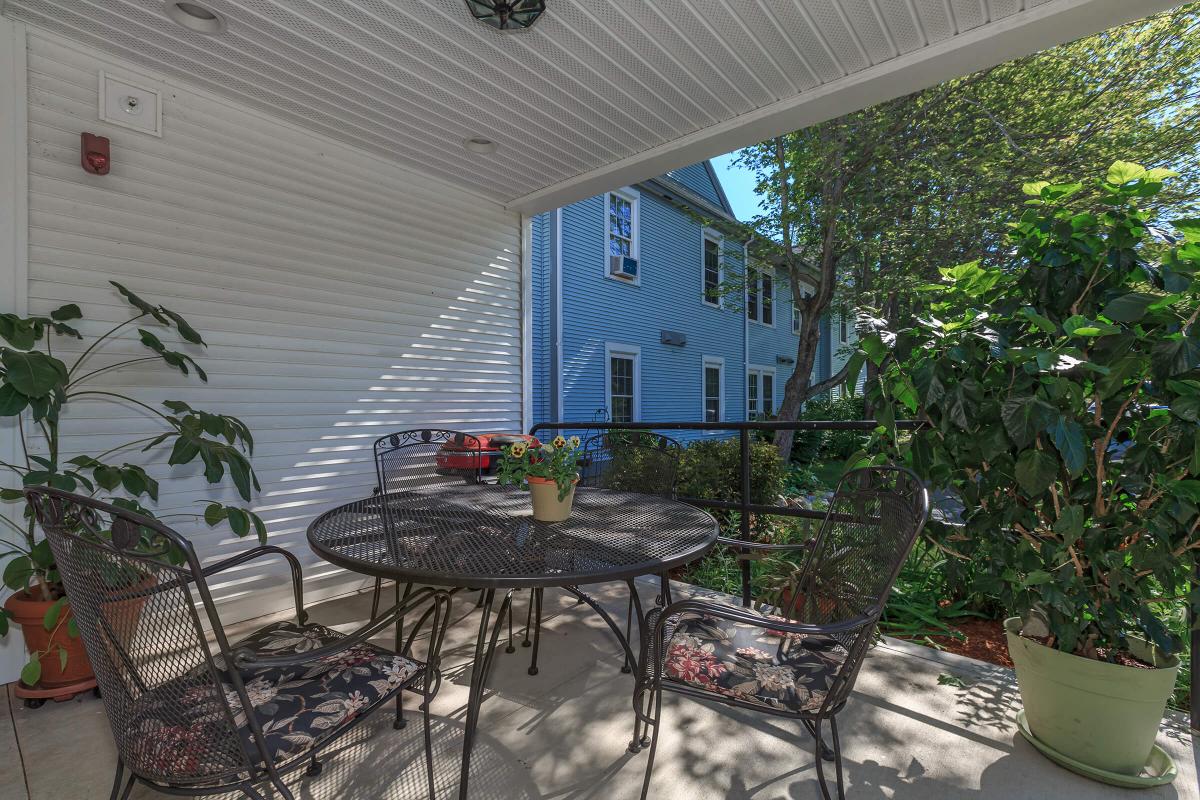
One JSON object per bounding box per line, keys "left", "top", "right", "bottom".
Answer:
{"left": 3, "top": 1, "right": 1180, "bottom": 213}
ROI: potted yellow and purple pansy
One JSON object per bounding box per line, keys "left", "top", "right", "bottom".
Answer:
{"left": 497, "top": 435, "right": 584, "bottom": 522}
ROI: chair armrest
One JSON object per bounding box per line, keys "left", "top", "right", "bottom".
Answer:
{"left": 230, "top": 587, "right": 449, "bottom": 670}
{"left": 651, "top": 597, "right": 879, "bottom": 641}
{"left": 715, "top": 536, "right": 815, "bottom": 555}
{"left": 202, "top": 546, "right": 308, "bottom": 625}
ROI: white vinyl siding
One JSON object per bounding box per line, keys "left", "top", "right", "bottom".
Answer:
{"left": 19, "top": 30, "right": 523, "bottom": 627}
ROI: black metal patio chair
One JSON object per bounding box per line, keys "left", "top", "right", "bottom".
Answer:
{"left": 515, "top": 430, "right": 684, "bottom": 676}
{"left": 24, "top": 487, "right": 450, "bottom": 800}
{"left": 633, "top": 465, "right": 930, "bottom": 800}
{"left": 369, "top": 428, "right": 487, "bottom": 619}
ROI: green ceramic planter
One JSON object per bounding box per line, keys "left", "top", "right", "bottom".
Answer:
{"left": 1004, "top": 617, "right": 1179, "bottom": 783}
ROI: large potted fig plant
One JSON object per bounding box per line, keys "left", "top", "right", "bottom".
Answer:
{"left": 1, "top": 282, "right": 266, "bottom": 704}
{"left": 859, "top": 162, "right": 1199, "bottom": 786}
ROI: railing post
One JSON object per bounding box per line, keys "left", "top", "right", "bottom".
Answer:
{"left": 739, "top": 428, "right": 751, "bottom": 607}
{"left": 1192, "top": 562, "right": 1198, "bottom": 731}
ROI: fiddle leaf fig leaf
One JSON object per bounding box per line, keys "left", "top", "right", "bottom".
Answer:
{"left": 0, "top": 383, "right": 29, "bottom": 416}
{"left": 1107, "top": 161, "right": 1146, "bottom": 186}
{"left": 1047, "top": 417, "right": 1087, "bottom": 476}
{"left": 111, "top": 281, "right": 169, "bottom": 324}
{"left": 1101, "top": 292, "right": 1159, "bottom": 323}
{"left": 1015, "top": 449, "right": 1059, "bottom": 495}
{"left": 1, "top": 350, "right": 66, "bottom": 398}
{"left": 1172, "top": 218, "right": 1200, "bottom": 244}
{"left": 49, "top": 304, "right": 81, "bottom": 322}
{"left": 1001, "top": 396, "right": 1056, "bottom": 448}
{"left": 160, "top": 309, "right": 205, "bottom": 346}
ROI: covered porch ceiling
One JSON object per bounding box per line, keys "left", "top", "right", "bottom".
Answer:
{"left": 1, "top": 0, "right": 1184, "bottom": 215}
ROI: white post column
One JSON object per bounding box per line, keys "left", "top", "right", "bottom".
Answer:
{"left": 0, "top": 18, "right": 30, "bottom": 684}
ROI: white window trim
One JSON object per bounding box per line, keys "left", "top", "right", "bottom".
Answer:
{"left": 839, "top": 315, "right": 850, "bottom": 344}
{"left": 604, "top": 342, "right": 641, "bottom": 422}
{"left": 747, "top": 366, "right": 776, "bottom": 420}
{"left": 701, "top": 228, "right": 723, "bottom": 308}
{"left": 603, "top": 186, "right": 641, "bottom": 286}
{"left": 702, "top": 356, "right": 725, "bottom": 422}
{"left": 792, "top": 301, "right": 801, "bottom": 334}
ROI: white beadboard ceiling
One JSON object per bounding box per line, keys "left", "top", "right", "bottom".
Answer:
{"left": 1, "top": 0, "right": 1183, "bottom": 213}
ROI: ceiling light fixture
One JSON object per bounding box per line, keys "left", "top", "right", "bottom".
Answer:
{"left": 463, "top": 137, "right": 499, "bottom": 155}
{"left": 163, "top": 1, "right": 227, "bottom": 35}
{"left": 464, "top": 0, "right": 546, "bottom": 32}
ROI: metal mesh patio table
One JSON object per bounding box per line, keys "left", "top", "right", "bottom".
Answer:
{"left": 307, "top": 484, "right": 718, "bottom": 799}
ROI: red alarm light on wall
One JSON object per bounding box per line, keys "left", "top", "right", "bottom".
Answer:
{"left": 81, "top": 132, "right": 110, "bottom": 175}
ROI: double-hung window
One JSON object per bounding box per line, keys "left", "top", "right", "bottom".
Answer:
{"left": 792, "top": 302, "right": 802, "bottom": 334}
{"left": 702, "top": 357, "right": 724, "bottom": 422}
{"left": 702, "top": 231, "right": 722, "bottom": 306}
{"left": 747, "top": 368, "right": 775, "bottom": 420}
{"left": 605, "top": 188, "right": 640, "bottom": 284}
{"left": 839, "top": 315, "right": 850, "bottom": 344}
{"left": 606, "top": 344, "right": 639, "bottom": 423}
{"left": 746, "top": 267, "right": 773, "bottom": 325}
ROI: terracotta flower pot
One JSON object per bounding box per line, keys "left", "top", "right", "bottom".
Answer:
{"left": 4, "top": 590, "right": 93, "bottom": 688}
{"left": 528, "top": 475, "right": 578, "bottom": 522}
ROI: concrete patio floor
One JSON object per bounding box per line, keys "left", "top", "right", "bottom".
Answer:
{"left": 0, "top": 579, "right": 1194, "bottom": 800}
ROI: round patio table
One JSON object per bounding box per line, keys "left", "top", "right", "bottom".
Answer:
{"left": 307, "top": 484, "right": 718, "bottom": 800}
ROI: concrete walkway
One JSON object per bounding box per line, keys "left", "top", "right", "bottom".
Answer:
{"left": 0, "top": 580, "right": 1194, "bottom": 799}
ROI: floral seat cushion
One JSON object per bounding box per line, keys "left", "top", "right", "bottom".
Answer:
{"left": 661, "top": 610, "right": 848, "bottom": 714}
{"left": 127, "top": 620, "right": 422, "bottom": 781}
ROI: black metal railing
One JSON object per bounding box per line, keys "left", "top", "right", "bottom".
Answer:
{"left": 529, "top": 419, "right": 924, "bottom": 606}
{"left": 533, "top": 417, "right": 1200, "bottom": 731}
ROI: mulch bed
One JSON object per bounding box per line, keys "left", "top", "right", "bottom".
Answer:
{"left": 901, "top": 618, "right": 1015, "bottom": 669}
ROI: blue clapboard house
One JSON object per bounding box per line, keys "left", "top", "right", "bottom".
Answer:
{"left": 530, "top": 160, "right": 852, "bottom": 437}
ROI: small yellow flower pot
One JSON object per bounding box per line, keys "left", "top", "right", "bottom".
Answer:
{"left": 527, "top": 475, "right": 578, "bottom": 522}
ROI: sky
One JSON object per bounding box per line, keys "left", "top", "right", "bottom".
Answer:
{"left": 710, "top": 149, "right": 765, "bottom": 222}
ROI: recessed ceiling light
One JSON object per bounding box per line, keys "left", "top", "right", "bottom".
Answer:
{"left": 163, "top": 1, "right": 226, "bottom": 35}
{"left": 463, "top": 137, "right": 499, "bottom": 155}
{"left": 464, "top": 0, "right": 546, "bottom": 32}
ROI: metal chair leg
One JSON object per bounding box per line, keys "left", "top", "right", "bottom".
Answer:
{"left": 830, "top": 716, "right": 847, "bottom": 800}
{"left": 269, "top": 775, "right": 297, "bottom": 800}
{"left": 813, "top": 716, "right": 844, "bottom": 800}
{"left": 621, "top": 595, "right": 634, "bottom": 673}
{"left": 108, "top": 760, "right": 126, "bottom": 800}
{"left": 422, "top": 681, "right": 437, "bottom": 800}
{"left": 370, "top": 576, "right": 383, "bottom": 619}
{"left": 638, "top": 682, "right": 663, "bottom": 800}
{"left": 241, "top": 784, "right": 268, "bottom": 800}
{"left": 506, "top": 596, "right": 516, "bottom": 653}
{"left": 522, "top": 593, "right": 535, "bottom": 647}
{"left": 527, "top": 587, "right": 543, "bottom": 676}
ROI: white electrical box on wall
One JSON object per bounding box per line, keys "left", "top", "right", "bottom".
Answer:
{"left": 98, "top": 70, "right": 162, "bottom": 136}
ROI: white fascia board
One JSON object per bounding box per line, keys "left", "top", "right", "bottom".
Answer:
{"left": 507, "top": 0, "right": 1183, "bottom": 216}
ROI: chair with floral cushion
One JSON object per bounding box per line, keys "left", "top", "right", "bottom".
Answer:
{"left": 24, "top": 487, "right": 450, "bottom": 800}
{"left": 633, "top": 466, "right": 929, "bottom": 800}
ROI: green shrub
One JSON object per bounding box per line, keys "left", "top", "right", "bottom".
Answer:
{"left": 791, "top": 393, "right": 868, "bottom": 464}
{"left": 865, "top": 161, "right": 1200, "bottom": 661}
{"left": 676, "top": 437, "right": 785, "bottom": 505}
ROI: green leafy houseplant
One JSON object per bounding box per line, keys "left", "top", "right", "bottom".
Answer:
{"left": 496, "top": 435, "right": 583, "bottom": 500}
{"left": 1, "top": 282, "right": 267, "bottom": 687}
{"left": 860, "top": 161, "right": 1200, "bottom": 663}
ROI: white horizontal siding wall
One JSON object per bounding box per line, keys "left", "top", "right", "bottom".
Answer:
{"left": 19, "top": 29, "right": 523, "bottom": 629}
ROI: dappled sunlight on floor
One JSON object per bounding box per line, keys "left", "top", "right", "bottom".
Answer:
{"left": 1, "top": 580, "right": 1195, "bottom": 800}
